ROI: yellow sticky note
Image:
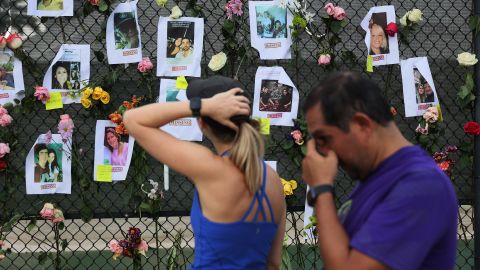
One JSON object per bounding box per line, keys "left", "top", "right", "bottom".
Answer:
{"left": 45, "top": 92, "right": 63, "bottom": 110}
{"left": 176, "top": 76, "right": 188, "bottom": 90}
{"left": 366, "top": 55, "right": 374, "bottom": 73}
{"left": 257, "top": 118, "right": 271, "bottom": 135}
{"left": 96, "top": 165, "right": 112, "bottom": 182}
{"left": 437, "top": 104, "right": 443, "bottom": 122}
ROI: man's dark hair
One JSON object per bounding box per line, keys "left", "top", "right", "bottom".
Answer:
{"left": 304, "top": 72, "right": 393, "bottom": 131}
{"left": 35, "top": 143, "right": 48, "bottom": 155}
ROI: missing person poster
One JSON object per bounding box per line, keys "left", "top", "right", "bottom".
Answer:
{"left": 360, "top": 5, "right": 399, "bottom": 66}
{"left": 158, "top": 79, "right": 202, "bottom": 141}
{"left": 43, "top": 44, "right": 90, "bottom": 104}
{"left": 248, "top": 1, "right": 293, "bottom": 60}
{"left": 93, "top": 120, "right": 135, "bottom": 182}
{"left": 25, "top": 133, "right": 72, "bottom": 194}
{"left": 106, "top": 1, "right": 142, "bottom": 64}
{"left": 27, "top": 0, "right": 74, "bottom": 17}
{"left": 0, "top": 49, "right": 25, "bottom": 105}
{"left": 156, "top": 17, "right": 204, "bottom": 77}
{"left": 252, "top": 66, "right": 299, "bottom": 126}
{"left": 400, "top": 57, "right": 439, "bottom": 117}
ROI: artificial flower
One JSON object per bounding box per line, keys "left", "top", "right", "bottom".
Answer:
{"left": 170, "top": 6, "right": 183, "bottom": 19}
{"left": 407, "top": 8, "right": 423, "bottom": 23}
{"left": 109, "top": 112, "right": 122, "bottom": 124}
{"left": 225, "top": 0, "right": 243, "bottom": 19}
{"left": 58, "top": 114, "right": 74, "bottom": 140}
{"left": 115, "top": 123, "right": 127, "bottom": 135}
{"left": 92, "top": 87, "right": 103, "bottom": 100}
{"left": 52, "top": 209, "right": 64, "bottom": 223}
{"left": 81, "top": 98, "right": 92, "bottom": 109}
{"left": 385, "top": 22, "right": 398, "bottom": 37}
{"left": 155, "top": 0, "right": 167, "bottom": 7}
{"left": 6, "top": 33, "right": 22, "bottom": 49}
{"left": 88, "top": 0, "right": 101, "bottom": 5}
{"left": 415, "top": 124, "right": 428, "bottom": 135}
{"left": 333, "top": 6, "right": 346, "bottom": 21}
{"left": 0, "top": 36, "right": 6, "bottom": 49}
{"left": 0, "top": 143, "right": 10, "bottom": 158}
{"left": 423, "top": 106, "right": 439, "bottom": 123}
{"left": 317, "top": 54, "right": 331, "bottom": 65}
{"left": 82, "top": 87, "right": 93, "bottom": 99}
{"left": 457, "top": 52, "right": 478, "bottom": 66}
{"left": 464, "top": 121, "right": 480, "bottom": 135}
{"left": 137, "top": 57, "right": 154, "bottom": 73}
{"left": 40, "top": 203, "right": 55, "bottom": 220}
{"left": 281, "top": 179, "right": 298, "bottom": 196}
{"left": 0, "top": 159, "right": 6, "bottom": 171}
{"left": 100, "top": 91, "right": 110, "bottom": 104}
{"left": 34, "top": 86, "right": 50, "bottom": 102}
{"left": 324, "top": 3, "right": 335, "bottom": 16}
{"left": 0, "top": 114, "right": 12, "bottom": 127}
{"left": 208, "top": 52, "right": 227, "bottom": 71}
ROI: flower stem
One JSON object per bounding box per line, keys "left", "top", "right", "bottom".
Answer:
{"left": 155, "top": 216, "right": 161, "bottom": 270}
{"left": 54, "top": 224, "right": 61, "bottom": 270}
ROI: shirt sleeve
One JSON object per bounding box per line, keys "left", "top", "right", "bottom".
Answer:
{"left": 349, "top": 171, "right": 456, "bottom": 270}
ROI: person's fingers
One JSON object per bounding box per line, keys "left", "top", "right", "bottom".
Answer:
{"left": 235, "top": 95, "right": 250, "bottom": 104}
{"left": 306, "top": 139, "right": 317, "bottom": 156}
{"left": 227, "top": 87, "right": 244, "bottom": 95}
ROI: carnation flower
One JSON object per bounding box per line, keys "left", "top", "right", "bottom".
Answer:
{"left": 34, "top": 86, "right": 50, "bottom": 102}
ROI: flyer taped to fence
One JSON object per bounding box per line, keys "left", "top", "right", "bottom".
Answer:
{"left": 43, "top": 44, "right": 90, "bottom": 104}
{"left": 25, "top": 133, "right": 72, "bottom": 195}
{"left": 158, "top": 79, "right": 202, "bottom": 141}
{"left": 0, "top": 48, "right": 25, "bottom": 105}
{"left": 252, "top": 66, "right": 299, "bottom": 126}
{"left": 106, "top": 1, "right": 143, "bottom": 64}
{"left": 156, "top": 17, "right": 204, "bottom": 77}
{"left": 248, "top": 0, "right": 293, "bottom": 60}
{"left": 93, "top": 120, "right": 135, "bottom": 182}
{"left": 27, "top": 0, "right": 74, "bottom": 17}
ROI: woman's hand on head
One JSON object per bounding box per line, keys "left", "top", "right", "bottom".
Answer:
{"left": 202, "top": 88, "right": 250, "bottom": 131}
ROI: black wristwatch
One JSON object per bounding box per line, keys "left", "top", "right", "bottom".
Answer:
{"left": 190, "top": 97, "right": 202, "bottom": 117}
{"left": 307, "top": 184, "right": 334, "bottom": 207}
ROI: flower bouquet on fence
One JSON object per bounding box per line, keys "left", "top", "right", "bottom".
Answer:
{"left": 109, "top": 95, "right": 142, "bottom": 135}
{"left": 109, "top": 227, "right": 148, "bottom": 270}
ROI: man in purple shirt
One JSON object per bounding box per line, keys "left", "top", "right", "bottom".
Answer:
{"left": 302, "top": 72, "right": 457, "bottom": 270}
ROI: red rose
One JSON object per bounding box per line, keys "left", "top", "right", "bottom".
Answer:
{"left": 0, "top": 159, "right": 6, "bottom": 171}
{"left": 464, "top": 121, "right": 480, "bottom": 135}
{"left": 385, "top": 22, "right": 398, "bottom": 37}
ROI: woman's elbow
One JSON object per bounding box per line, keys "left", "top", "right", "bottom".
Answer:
{"left": 123, "top": 110, "right": 136, "bottom": 134}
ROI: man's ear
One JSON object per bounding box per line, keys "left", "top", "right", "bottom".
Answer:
{"left": 351, "top": 112, "right": 375, "bottom": 135}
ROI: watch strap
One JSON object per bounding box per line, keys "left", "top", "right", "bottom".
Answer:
{"left": 307, "top": 184, "right": 334, "bottom": 207}
{"left": 190, "top": 97, "right": 201, "bottom": 117}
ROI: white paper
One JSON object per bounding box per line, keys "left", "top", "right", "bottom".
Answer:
{"left": 360, "top": 6, "right": 399, "bottom": 66}
{"left": 265, "top": 161, "right": 277, "bottom": 172}
{"left": 26, "top": 134, "right": 72, "bottom": 194}
{"left": 158, "top": 79, "right": 203, "bottom": 141}
{"left": 0, "top": 49, "right": 25, "bottom": 105}
{"left": 303, "top": 186, "right": 315, "bottom": 240}
{"left": 400, "top": 57, "right": 439, "bottom": 117}
{"left": 43, "top": 44, "right": 90, "bottom": 104}
{"left": 156, "top": 17, "right": 204, "bottom": 77}
{"left": 93, "top": 120, "right": 135, "bottom": 181}
{"left": 106, "top": 1, "right": 143, "bottom": 64}
{"left": 27, "top": 0, "right": 73, "bottom": 17}
{"left": 252, "top": 66, "right": 299, "bottom": 126}
{"left": 249, "top": 1, "right": 292, "bottom": 60}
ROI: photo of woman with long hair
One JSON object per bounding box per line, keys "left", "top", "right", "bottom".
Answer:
{"left": 51, "top": 62, "right": 70, "bottom": 89}
{"left": 104, "top": 128, "right": 129, "bottom": 166}
{"left": 47, "top": 148, "right": 61, "bottom": 182}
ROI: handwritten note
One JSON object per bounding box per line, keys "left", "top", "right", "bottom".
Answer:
{"left": 45, "top": 92, "right": 64, "bottom": 110}
{"left": 96, "top": 165, "right": 112, "bottom": 182}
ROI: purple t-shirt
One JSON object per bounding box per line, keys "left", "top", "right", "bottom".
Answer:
{"left": 340, "top": 146, "right": 457, "bottom": 270}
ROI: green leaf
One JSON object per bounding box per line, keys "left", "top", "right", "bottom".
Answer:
{"left": 330, "top": 20, "right": 343, "bottom": 33}
{"left": 99, "top": 1, "right": 109, "bottom": 12}
{"left": 38, "top": 252, "right": 48, "bottom": 265}
{"left": 300, "top": 144, "right": 307, "bottom": 156}
{"left": 282, "top": 140, "right": 294, "bottom": 150}
{"left": 140, "top": 202, "right": 153, "bottom": 214}
{"left": 465, "top": 72, "right": 474, "bottom": 89}
{"left": 27, "top": 218, "right": 37, "bottom": 232}
{"left": 222, "top": 20, "right": 236, "bottom": 35}
{"left": 80, "top": 205, "right": 93, "bottom": 223}
{"left": 58, "top": 222, "right": 65, "bottom": 230}
{"left": 280, "top": 247, "right": 292, "bottom": 270}
{"left": 61, "top": 239, "right": 68, "bottom": 251}
{"left": 458, "top": 85, "right": 470, "bottom": 99}
{"left": 83, "top": 2, "right": 94, "bottom": 16}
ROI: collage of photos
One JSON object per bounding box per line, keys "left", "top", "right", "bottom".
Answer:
{"left": 51, "top": 61, "right": 81, "bottom": 90}
{"left": 368, "top": 12, "right": 389, "bottom": 55}
{"left": 34, "top": 143, "right": 63, "bottom": 183}
{"left": 255, "top": 5, "right": 288, "bottom": 38}
{"left": 103, "top": 127, "right": 130, "bottom": 166}
{"left": 259, "top": 80, "right": 293, "bottom": 112}
{"left": 0, "top": 52, "right": 15, "bottom": 91}
{"left": 166, "top": 21, "right": 195, "bottom": 64}
{"left": 114, "top": 11, "right": 140, "bottom": 50}
{"left": 414, "top": 68, "right": 436, "bottom": 104}
{"left": 37, "top": 0, "right": 63, "bottom": 10}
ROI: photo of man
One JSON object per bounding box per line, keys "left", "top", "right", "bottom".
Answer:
{"left": 259, "top": 80, "right": 293, "bottom": 112}
{"left": 413, "top": 68, "right": 435, "bottom": 104}
{"left": 166, "top": 21, "right": 195, "bottom": 64}
{"left": 37, "top": 0, "right": 63, "bottom": 11}
{"left": 0, "top": 53, "right": 15, "bottom": 90}
{"left": 255, "top": 5, "right": 287, "bottom": 38}
{"left": 114, "top": 12, "right": 140, "bottom": 50}
{"left": 368, "top": 12, "right": 389, "bottom": 55}
{"left": 34, "top": 143, "right": 63, "bottom": 183}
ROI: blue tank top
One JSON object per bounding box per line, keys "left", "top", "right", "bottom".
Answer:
{"left": 189, "top": 161, "right": 278, "bottom": 270}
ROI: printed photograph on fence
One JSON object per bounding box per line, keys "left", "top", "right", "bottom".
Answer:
{"left": 43, "top": 44, "right": 90, "bottom": 104}
{"left": 94, "top": 120, "right": 135, "bottom": 181}
{"left": 0, "top": 49, "right": 25, "bottom": 105}
{"left": 106, "top": 1, "right": 142, "bottom": 64}
{"left": 27, "top": 0, "right": 73, "bottom": 17}
{"left": 158, "top": 79, "right": 202, "bottom": 141}
{"left": 25, "top": 133, "right": 71, "bottom": 195}
{"left": 400, "top": 57, "right": 439, "bottom": 117}
{"left": 249, "top": 1, "right": 292, "bottom": 60}
{"left": 157, "top": 17, "right": 204, "bottom": 77}
{"left": 252, "top": 66, "right": 299, "bottom": 126}
{"left": 360, "top": 6, "right": 399, "bottom": 66}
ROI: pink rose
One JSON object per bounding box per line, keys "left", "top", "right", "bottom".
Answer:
{"left": 0, "top": 114, "right": 12, "bottom": 127}
{"left": 34, "top": 86, "right": 50, "bottom": 102}
{"left": 0, "top": 107, "right": 8, "bottom": 117}
{"left": 108, "top": 240, "right": 123, "bottom": 255}
{"left": 0, "top": 143, "right": 10, "bottom": 158}
{"left": 89, "top": 0, "right": 101, "bottom": 5}
{"left": 0, "top": 36, "right": 6, "bottom": 49}
{"left": 40, "top": 203, "right": 55, "bottom": 220}
{"left": 52, "top": 209, "right": 64, "bottom": 223}
{"left": 137, "top": 57, "right": 154, "bottom": 73}
{"left": 6, "top": 33, "right": 22, "bottom": 50}
{"left": 317, "top": 54, "right": 331, "bottom": 65}
{"left": 138, "top": 240, "right": 149, "bottom": 252}
{"left": 324, "top": 3, "right": 335, "bottom": 16}
{"left": 333, "top": 6, "right": 346, "bottom": 21}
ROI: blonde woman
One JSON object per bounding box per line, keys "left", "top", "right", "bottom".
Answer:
{"left": 369, "top": 24, "right": 389, "bottom": 55}
{"left": 124, "top": 76, "right": 286, "bottom": 269}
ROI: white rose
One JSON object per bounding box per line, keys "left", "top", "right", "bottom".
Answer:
{"left": 407, "top": 8, "right": 423, "bottom": 23}
{"left": 208, "top": 52, "right": 227, "bottom": 72}
{"left": 155, "top": 0, "right": 167, "bottom": 7}
{"left": 170, "top": 6, "right": 183, "bottom": 19}
{"left": 399, "top": 12, "right": 408, "bottom": 26}
{"left": 457, "top": 52, "right": 478, "bottom": 66}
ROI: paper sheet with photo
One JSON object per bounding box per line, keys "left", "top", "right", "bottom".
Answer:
{"left": 43, "top": 44, "right": 90, "bottom": 104}
{"left": 401, "top": 57, "right": 439, "bottom": 117}
{"left": 360, "top": 5, "right": 399, "bottom": 66}
{"left": 303, "top": 186, "right": 315, "bottom": 240}
{"left": 158, "top": 79, "right": 202, "bottom": 141}
{"left": 0, "top": 49, "right": 25, "bottom": 105}
{"left": 25, "top": 133, "right": 72, "bottom": 195}
{"left": 106, "top": 1, "right": 143, "bottom": 64}
{"left": 249, "top": 1, "right": 292, "bottom": 60}
{"left": 156, "top": 17, "right": 204, "bottom": 77}
{"left": 94, "top": 120, "right": 135, "bottom": 181}
{"left": 252, "top": 66, "right": 299, "bottom": 126}
{"left": 27, "top": 0, "right": 73, "bottom": 17}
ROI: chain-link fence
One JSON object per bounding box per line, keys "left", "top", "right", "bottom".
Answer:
{"left": 0, "top": 0, "right": 474, "bottom": 269}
